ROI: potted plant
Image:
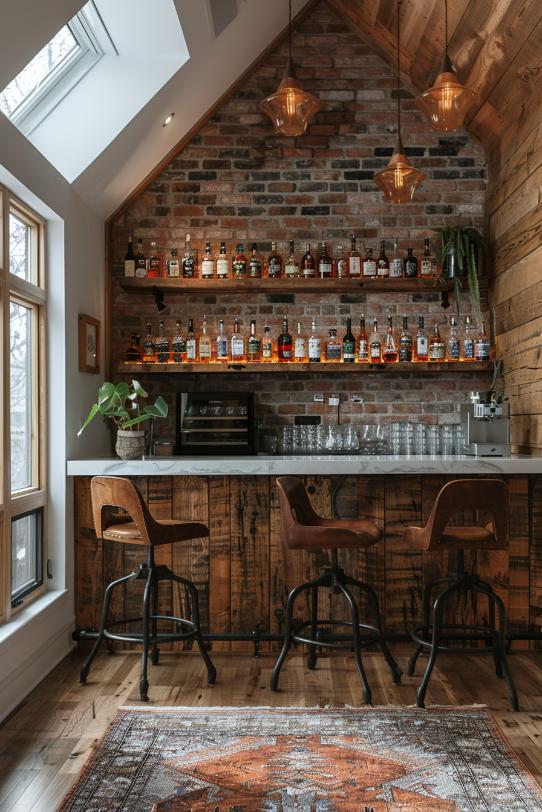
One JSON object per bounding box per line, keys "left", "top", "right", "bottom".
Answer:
{"left": 433, "top": 225, "right": 486, "bottom": 314}
{"left": 78, "top": 380, "right": 168, "bottom": 460}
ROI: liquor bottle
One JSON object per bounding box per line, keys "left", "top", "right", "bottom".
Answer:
{"left": 262, "top": 324, "right": 273, "bottom": 361}
{"left": 475, "top": 319, "right": 490, "bottom": 361}
{"left": 463, "top": 315, "right": 475, "bottom": 360}
{"left": 172, "top": 320, "right": 186, "bottom": 362}
{"left": 429, "top": 323, "right": 446, "bottom": 361}
{"left": 167, "top": 247, "right": 180, "bottom": 278}
{"left": 420, "top": 237, "right": 437, "bottom": 278}
{"left": 201, "top": 242, "right": 215, "bottom": 279}
{"left": 148, "top": 240, "right": 162, "bottom": 278}
{"left": 377, "top": 240, "right": 390, "bottom": 278}
{"left": 301, "top": 242, "right": 316, "bottom": 278}
{"left": 336, "top": 244, "right": 348, "bottom": 278}
{"left": 124, "top": 232, "right": 135, "bottom": 277}
{"left": 308, "top": 318, "right": 321, "bottom": 362}
{"left": 182, "top": 234, "right": 196, "bottom": 278}
{"left": 247, "top": 319, "right": 261, "bottom": 362}
{"left": 186, "top": 318, "right": 197, "bottom": 361}
{"left": 267, "top": 242, "right": 282, "bottom": 278}
{"left": 230, "top": 318, "right": 246, "bottom": 361}
{"left": 294, "top": 322, "right": 307, "bottom": 362}
{"left": 348, "top": 234, "right": 361, "bottom": 277}
{"left": 399, "top": 315, "right": 413, "bottom": 362}
{"left": 362, "top": 246, "right": 377, "bottom": 277}
{"left": 342, "top": 317, "right": 356, "bottom": 363}
{"left": 284, "top": 240, "right": 300, "bottom": 277}
{"left": 383, "top": 313, "right": 398, "bottom": 362}
{"left": 143, "top": 322, "right": 155, "bottom": 362}
{"left": 198, "top": 316, "right": 212, "bottom": 362}
{"left": 326, "top": 328, "right": 341, "bottom": 361}
{"left": 232, "top": 243, "right": 247, "bottom": 278}
{"left": 415, "top": 316, "right": 428, "bottom": 361}
{"left": 216, "top": 242, "right": 229, "bottom": 279}
{"left": 216, "top": 319, "right": 229, "bottom": 362}
{"left": 135, "top": 239, "right": 147, "bottom": 278}
{"left": 389, "top": 238, "right": 403, "bottom": 278}
{"left": 155, "top": 320, "right": 170, "bottom": 363}
{"left": 318, "top": 242, "right": 333, "bottom": 279}
{"left": 125, "top": 332, "right": 142, "bottom": 362}
{"left": 358, "top": 316, "right": 369, "bottom": 362}
{"left": 248, "top": 243, "right": 263, "bottom": 278}
{"left": 404, "top": 247, "right": 418, "bottom": 279}
{"left": 370, "top": 319, "right": 382, "bottom": 362}
{"left": 447, "top": 316, "right": 461, "bottom": 361}
{"left": 277, "top": 316, "right": 293, "bottom": 361}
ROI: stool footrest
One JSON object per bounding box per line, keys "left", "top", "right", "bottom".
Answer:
{"left": 411, "top": 623, "right": 500, "bottom": 654}
{"left": 291, "top": 619, "right": 382, "bottom": 649}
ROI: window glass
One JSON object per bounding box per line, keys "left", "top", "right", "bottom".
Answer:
{"left": 11, "top": 510, "right": 42, "bottom": 601}
{"left": 9, "top": 213, "right": 32, "bottom": 281}
{"left": 10, "top": 301, "right": 33, "bottom": 492}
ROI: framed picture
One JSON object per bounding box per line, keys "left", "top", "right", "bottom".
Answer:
{"left": 78, "top": 314, "right": 100, "bottom": 374}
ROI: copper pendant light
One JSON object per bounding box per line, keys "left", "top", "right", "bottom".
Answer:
{"left": 260, "top": 0, "right": 320, "bottom": 137}
{"left": 374, "top": 1, "right": 425, "bottom": 204}
{"left": 416, "top": 0, "right": 477, "bottom": 131}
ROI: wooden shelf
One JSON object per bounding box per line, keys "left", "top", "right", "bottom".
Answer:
{"left": 118, "top": 361, "right": 493, "bottom": 375}
{"left": 119, "top": 276, "right": 453, "bottom": 295}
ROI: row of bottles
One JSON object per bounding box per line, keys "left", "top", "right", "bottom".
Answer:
{"left": 124, "top": 233, "right": 440, "bottom": 280}
{"left": 127, "top": 314, "right": 490, "bottom": 365}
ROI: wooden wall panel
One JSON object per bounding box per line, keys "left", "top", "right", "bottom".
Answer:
{"left": 208, "top": 476, "right": 231, "bottom": 651}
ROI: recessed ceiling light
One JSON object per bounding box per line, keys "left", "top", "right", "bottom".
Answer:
{"left": 162, "top": 112, "right": 175, "bottom": 127}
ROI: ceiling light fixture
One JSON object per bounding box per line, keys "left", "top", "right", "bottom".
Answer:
{"left": 162, "top": 112, "right": 175, "bottom": 127}
{"left": 416, "top": 0, "right": 477, "bottom": 131}
{"left": 259, "top": 0, "right": 320, "bottom": 137}
{"left": 374, "top": 1, "right": 425, "bottom": 204}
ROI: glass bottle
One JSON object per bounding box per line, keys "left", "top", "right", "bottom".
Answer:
{"left": 358, "top": 315, "right": 369, "bottom": 362}
{"left": 232, "top": 243, "right": 247, "bottom": 279}
{"left": 147, "top": 240, "right": 162, "bottom": 278}
{"left": 383, "top": 312, "right": 398, "bottom": 362}
{"left": 167, "top": 247, "right": 180, "bottom": 278}
{"left": 399, "top": 315, "right": 413, "bottom": 362}
{"left": 415, "top": 316, "right": 428, "bottom": 361}
{"left": 135, "top": 239, "right": 147, "bottom": 278}
{"left": 318, "top": 242, "right": 333, "bottom": 279}
{"left": 277, "top": 316, "right": 293, "bottom": 361}
{"left": 182, "top": 234, "right": 196, "bottom": 278}
{"left": 216, "top": 319, "right": 229, "bottom": 361}
{"left": 262, "top": 323, "right": 274, "bottom": 361}
{"left": 370, "top": 319, "right": 382, "bottom": 362}
{"left": 216, "top": 242, "right": 229, "bottom": 279}
{"left": 125, "top": 332, "right": 142, "bottom": 362}
{"left": 247, "top": 320, "right": 261, "bottom": 362}
{"left": 336, "top": 244, "right": 348, "bottom": 278}
{"left": 294, "top": 321, "right": 307, "bottom": 362}
{"left": 284, "top": 240, "right": 300, "bottom": 277}
{"left": 230, "top": 318, "right": 246, "bottom": 361}
{"left": 186, "top": 318, "right": 197, "bottom": 361}
{"left": 299, "top": 242, "right": 314, "bottom": 278}
{"left": 404, "top": 247, "right": 418, "bottom": 278}
{"left": 248, "top": 243, "right": 263, "bottom": 278}
{"left": 429, "top": 323, "right": 446, "bottom": 361}
{"left": 421, "top": 237, "right": 437, "bottom": 278}
{"left": 155, "top": 319, "right": 170, "bottom": 363}
{"left": 172, "top": 320, "right": 186, "bottom": 362}
{"left": 463, "top": 315, "right": 475, "bottom": 360}
{"left": 389, "top": 238, "right": 403, "bottom": 278}
{"left": 447, "top": 316, "right": 461, "bottom": 361}
{"left": 308, "top": 318, "right": 321, "bottom": 362}
{"left": 348, "top": 233, "right": 361, "bottom": 277}
{"left": 267, "top": 241, "right": 282, "bottom": 278}
{"left": 198, "top": 316, "right": 212, "bottom": 362}
{"left": 201, "top": 242, "right": 215, "bottom": 279}
{"left": 377, "top": 239, "right": 390, "bottom": 278}
{"left": 362, "top": 246, "right": 377, "bottom": 277}
{"left": 326, "top": 328, "right": 341, "bottom": 361}
{"left": 124, "top": 232, "right": 135, "bottom": 277}
{"left": 475, "top": 319, "right": 490, "bottom": 361}
{"left": 342, "top": 317, "right": 356, "bottom": 363}
{"left": 143, "top": 322, "right": 155, "bottom": 362}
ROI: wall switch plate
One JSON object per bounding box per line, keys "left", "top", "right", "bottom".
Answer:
{"left": 328, "top": 395, "right": 340, "bottom": 406}
{"left": 313, "top": 393, "right": 325, "bottom": 402}
{"left": 350, "top": 395, "right": 363, "bottom": 403}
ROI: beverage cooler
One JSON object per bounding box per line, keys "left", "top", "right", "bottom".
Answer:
{"left": 175, "top": 391, "right": 256, "bottom": 455}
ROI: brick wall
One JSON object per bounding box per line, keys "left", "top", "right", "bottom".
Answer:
{"left": 110, "top": 1, "right": 490, "bottom": 442}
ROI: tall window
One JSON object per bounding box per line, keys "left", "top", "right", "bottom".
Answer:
{"left": 0, "top": 190, "right": 46, "bottom": 622}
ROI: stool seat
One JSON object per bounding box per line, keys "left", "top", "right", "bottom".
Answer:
{"left": 405, "top": 524, "right": 495, "bottom": 550}
{"left": 287, "top": 517, "right": 381, "bottom": 550}
{"left": 102, "top": 518, "right": 209, "bottom": 545}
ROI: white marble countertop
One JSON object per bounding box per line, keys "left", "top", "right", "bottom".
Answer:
{"left": 66, "top": 455, "right": 542, "bottom": 477}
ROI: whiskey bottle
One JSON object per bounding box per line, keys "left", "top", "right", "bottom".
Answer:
{"left": 463, "top": 315, "right": 475, "bottom": 360}
{"left": 326, "top": 328, "right": 341, "bottom": 361}
{"left": 198, "top": 316, "right": 212, "bottom": 362}
{"left": 182, "top": 234, "right": 196, "bottom": 278}
{"left": 342, "top": 317, "right": 356, "bottom": 362}
{"left": 336, "top": 245, "right": 348, "bottom": 278}
{"left": 155, "top": 320, "right": 170, "bottom": 363}
{"left": 172, "top": 320, "right": 186, "bottom": 362}
{"left": 399, "top": 315, "right": 413, "bottom": 362}
{"left": 447, "top": 316, "right": 461, "bottom": 361}
{"left": 348, "top": 234, "right": 361, "bottom": 277}
{"left": 167, "top": 247, "right": 180, "bottom": 278}
{"left": 248, "top": 243, "right": 263, "bottom": 278}
{"left": 267, "top": 242, "right": 282, "bottom": 278}
{"left": 383, "top": 313, "right": 398, "bottom": 362}
{"left": 358, "top": 316, "right": 369, "bottom": 362}
{"left": 262, "top": 324, "right": 273, "bottom": 361}
{"left": 148, "top": 240, "right": 162, "bottom": 278}
{"left": 277, "top": 316, "right": 293, "bottom": 361}
{"left": 216, "top": 242, "right": 229, "bottom": 279}
{"left": 125, "top": 332, "right": 142, "bottom": 362}
{"left": 201, "top": 242, "right": 215, "bottom": 279}
{"left": 135, "top": 239, "right": 147, "bottom": 278}
{"left": 389, "top": 238, "right": 403, "bottom": 278}
{"left": 143, "top": 322, "right": 155, "bottom": 362}
{"left": 124, "top": 232, "right": 135, "bottom": 277}
{"left": 428, "top": 323, "right": 446, "bottom": 361}
{"left": 284, "top": 240, "right": 300, "bottom": 277}
{"left": 415, "top": 316, "right": 428, "bottom": 361}
{"left": 370, "top": 319, "right": 382, "bottom": 362}
{"left": 308, "top": 318, "right": 321, "bottom": 362}
{"left": 247, "top": 319, "right": 261, "bottom": 362}
{"left": 421, "top": 237, "right": 437, "bottom": 278}
{"left": 232, "top": 244, "right": 247, "bottom": 278}
{"left": 404, "top": 247, "right": 418, "bottom": 279}
{"left": 186, "top": 318, "right": 197, "bottom": 361}
{"left": 377, "top": 240, "right": 390, "bottom": 278}
{"left": 362, "top": 246, "right": 377, "bottom": 278}
{"left": 216, "top": 319, "right": 229, "bottom": 361}
{"left": 475, "top": 319, "right": 490, "bottom": 361}
{"left": 301, "top": 242, "right": 316, "bottom": 278}
{"left": 318, "top": 242, "right": 333, "bottom": 279}
{"left": 230, "top": 318, "right": 246, "bottom": 362}
{"left": 294, "top": 322, "right": 307, "bottom": 362}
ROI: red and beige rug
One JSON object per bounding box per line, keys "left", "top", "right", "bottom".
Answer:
{"left": 59, "top": 706, "right": 542, "bottom": 811}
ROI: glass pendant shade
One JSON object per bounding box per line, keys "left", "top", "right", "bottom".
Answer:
{"left": 416, "top": 61, "right": 477, "bottom": 131}
{"left": 260, "top": 62, "right": 320, "bottom": 137}
{"left": 374, "top": 139, "right": 426, "bottom": 203}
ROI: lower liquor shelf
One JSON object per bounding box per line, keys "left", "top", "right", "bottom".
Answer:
{"left": 117, "top": 361, "right": 494, "bottom": 375}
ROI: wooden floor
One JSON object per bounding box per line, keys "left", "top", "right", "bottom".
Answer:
{"left": 1, "top": 647, "right": 542, "bottom": 810}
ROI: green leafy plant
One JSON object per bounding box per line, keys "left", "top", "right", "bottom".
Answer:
{"left": 433, "top": 226, "right": 486, "bottom": 315}
{"left": 77, "top": 380, "right": 168, "bottom": 436}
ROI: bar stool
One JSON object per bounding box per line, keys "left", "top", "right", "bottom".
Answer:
{"left": 405, "top": 478, "right": 519, "bottom": 710}
{"left": 270, "top": 476, "right": 401, "bottom": 704}
{"left": 79, "top": 476, "right": 216, "bottom": 701}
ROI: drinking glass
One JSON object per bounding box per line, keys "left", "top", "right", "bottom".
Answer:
{"left": 343, "top": 425, "right": 360, "bottom": 454}
{"left": 414, "top": 424, "right": 427, "bottom": 455}
{"left": 403, "top": 422, "right": 414, "bottom": 456}
{"left": 325, "top": 425, "right": 343, "bottom": 454}
{"left": 441, "top": 425, "right": 454, "bottom": 456}
{"left": 279, "top": 425, "right": 294, "bottom": 455}
{"left": 427, "top": 426, "right": 439, "bottom": 456}
{"left": 453, "top": 424, "right": 464, "bottom": 455}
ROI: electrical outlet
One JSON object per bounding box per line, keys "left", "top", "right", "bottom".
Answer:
{"left": 328, "top": 395, "right": 340, "bottom": 406}
{"left": 350, "top": 395, "right": 364, "bottom": 403}
{"left": 313, "top": 393, "right": 325, "bottom": 402}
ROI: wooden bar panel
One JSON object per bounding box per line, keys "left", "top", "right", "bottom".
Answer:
{"left": 208, "top": 476, "right": 231, "bottom": 652}
{"left": 74, "top": 477, "right": 102, "bottom": 635}
{"left": 531, "top": 475, "right": 542, "bottom": 647}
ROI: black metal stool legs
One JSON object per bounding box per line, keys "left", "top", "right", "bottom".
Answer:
{"left": 170, "top": 573, "right": 217, "bottom": 685}
{"left": 271, "top": 577, "right": 322, "bottom": 692}
{"left": 477, "top": 582, "right": 519, "bottom": 711}
{"left": 139, "top": 565, "right": 154, "bottom": 701}
{"left": 150, "top": 568, "right": 160, "bottom": 666}
{"left": 337, "top": 582, "right": 372, "bottom": 704}
{"left": 347, "top": 575, "right": 402, "bottom": 685}
{"left": 307, "top": 586, "right": 319, "bottom": 670}
{"left": 416, "top": 583, "right": 451, "bottom": 708}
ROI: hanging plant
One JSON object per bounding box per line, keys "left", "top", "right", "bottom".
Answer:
{"left": 433, "top": 225, "right": 486, "bottom": 315}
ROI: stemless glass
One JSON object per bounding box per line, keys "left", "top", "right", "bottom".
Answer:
{"left": 343, "top": 425, "right": 360, "bottom": 454}
{"left": 441, "top": 425, "right": 454, "bottom": 456}
{"left": 279, "top": 425, "right": 294, "bottom": 455}
{"left": 414, "top": 424, "right": 427, "bottom": 455}
{"left": 427, "top": 425, "right": 439, "bottom": 456}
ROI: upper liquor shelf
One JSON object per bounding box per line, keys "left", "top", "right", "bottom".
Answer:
{"left": 119, "top": 277, "right": 454, "bottom": 295}
{"left": 118, "top": 360, "right": 493, "bottom": 375}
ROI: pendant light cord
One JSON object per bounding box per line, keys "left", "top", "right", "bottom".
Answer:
{"left": 288, "top": 0, "right": 292, "bottom": 64}
{"left": 397, "top": 0, "right": 401, "bottom": 143}
{"left": 444, "top": 0, "right": 448, "bottom": 56}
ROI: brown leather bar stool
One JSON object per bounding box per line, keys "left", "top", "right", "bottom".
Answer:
{"left": 405, "top": 478, "right": 519, "bottom": 711}
{"left": 270, "top": 476, "right": 401, "bottom": 704}
{"left": 79, "top": 476, "right": 216, "bottom": 701}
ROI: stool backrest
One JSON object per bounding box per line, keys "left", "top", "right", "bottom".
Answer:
{"left": 276, "top": 476, "right": 320, "bottom": 550}
{"left": 91, "top": 476, "right": 155, "bottom": 546}
{"left": 424, "top": 478, "right": 509, "bottom": 551}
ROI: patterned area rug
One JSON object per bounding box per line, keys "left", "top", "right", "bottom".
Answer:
{"left": 59, "top": 706, "right": 542, "bottom": 811}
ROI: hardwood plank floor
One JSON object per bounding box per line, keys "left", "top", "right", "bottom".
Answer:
{"left": 0, "top": 647, "right": 541, "bottom": 811}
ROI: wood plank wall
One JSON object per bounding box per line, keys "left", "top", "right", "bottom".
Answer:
{"left": 74, "top": 475, "right": 541, "bottom": 651}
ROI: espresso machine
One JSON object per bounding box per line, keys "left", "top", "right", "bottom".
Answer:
{"left": 460, "top": 398, "right": 510, "bottom": 456}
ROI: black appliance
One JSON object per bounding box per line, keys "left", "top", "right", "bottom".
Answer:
{"left": 175, "top": 391, "right": 256, "bottom": 455}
